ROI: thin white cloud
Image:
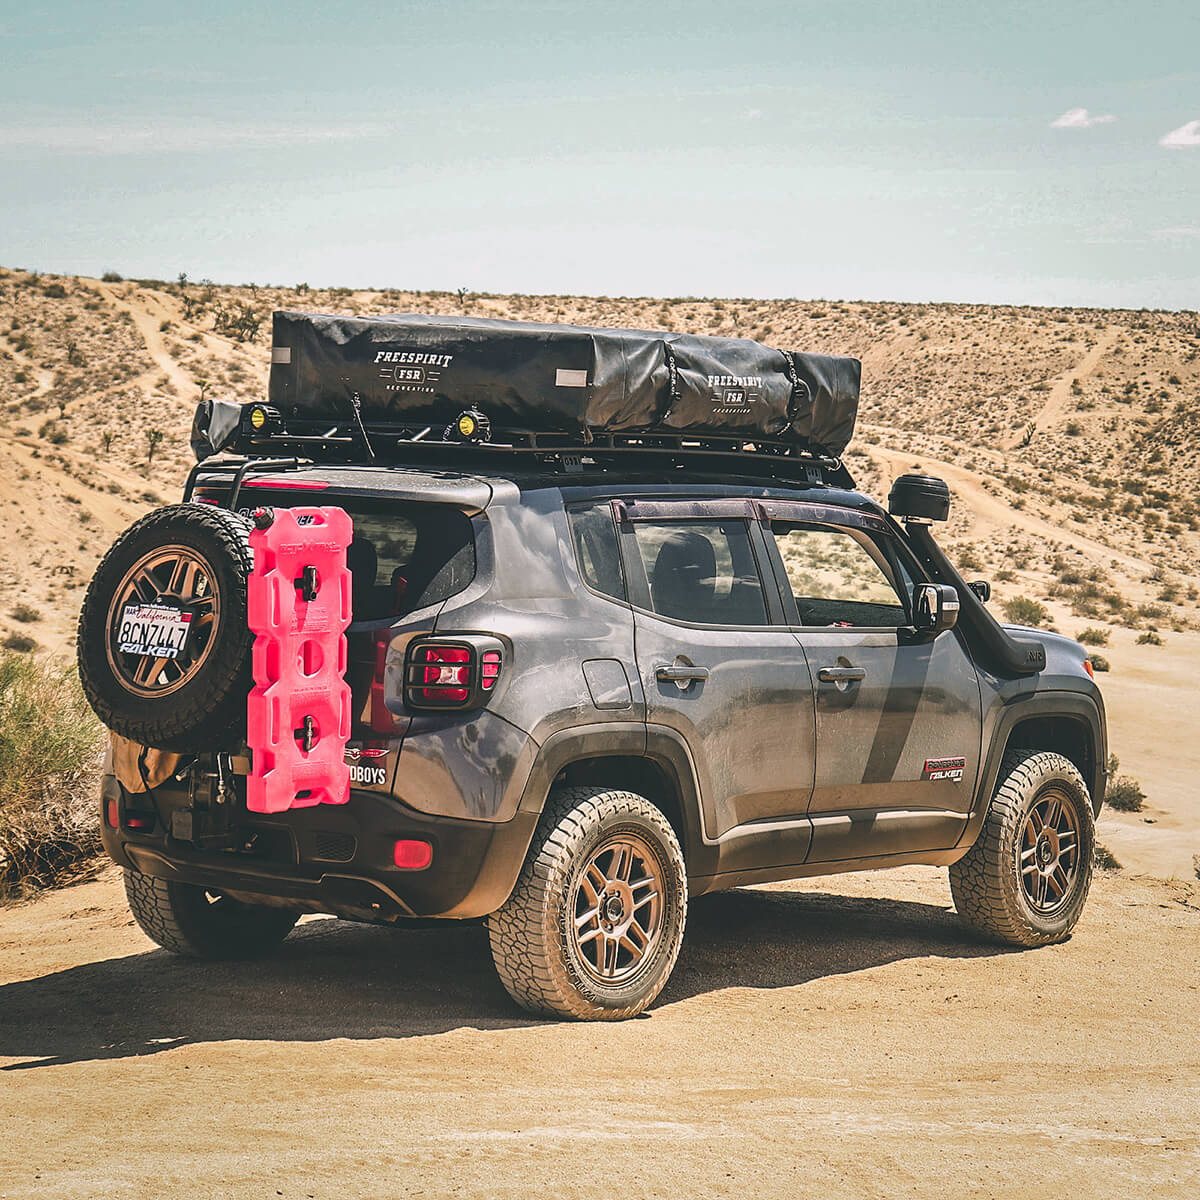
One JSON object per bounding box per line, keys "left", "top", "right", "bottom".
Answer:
{"left": 1153, "top": 226, "right": 1200, "bottom": 238}
{"left": 1159, "top": 119, "right": 1200, "bottom": 149}
{"left": 0, "top": 119, "right": 387, "bottom": 155}
{"left": 1051, "top": 107, "right": 1117, "bottom": 129}
{"left": 744, "top": 108, "right": 763, "bottom": 121}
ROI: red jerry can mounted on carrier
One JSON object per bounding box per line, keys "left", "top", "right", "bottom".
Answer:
{"left": 245, "top": 505, "right": 353, "bottom": 813}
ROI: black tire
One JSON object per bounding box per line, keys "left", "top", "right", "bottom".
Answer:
{"left": 124, "top": 868, "right": 299, "bottom": 959}
{"left": 950, "top": 750, "right": 1095, "bottom": 947}
{"left": 77, "top": 504, "right": 254, "bottom": 753}
{"left": 487, "top": 787, "right": 687, "bottom": 1020}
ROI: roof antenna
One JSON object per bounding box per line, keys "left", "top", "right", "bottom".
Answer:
{"left": 343, "top": 387, "right": 376, "bottom": 464}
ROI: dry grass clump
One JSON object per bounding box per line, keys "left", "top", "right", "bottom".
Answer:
{"left": 1104, "top": 754, "right": 1146, "bottom": 813}
{"left": 0, "top": 651, "right": 105, "bottom": 898}
{"left": 1001, "top": 596, "right": 1049, "bottom": 626}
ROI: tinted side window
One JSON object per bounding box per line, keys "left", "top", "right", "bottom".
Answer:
{"left": 634, "top": 520, "right": 767, "bottom": 626}
{"left": 568, "top": 504, "right": 626, "bottom": 601}
{"left": 773, "top": 523, "right": 910, "bottom": 627}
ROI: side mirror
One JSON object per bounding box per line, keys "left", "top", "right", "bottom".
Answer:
{"left": 913, "top": 583, "right": 960, "bottom": 637}
{"left": 968, "top": 580, "right": 991, "bottom": 603}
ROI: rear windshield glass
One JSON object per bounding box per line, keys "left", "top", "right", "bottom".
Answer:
{"left": 236, "top": 492, "right": 475, "bottom": 621}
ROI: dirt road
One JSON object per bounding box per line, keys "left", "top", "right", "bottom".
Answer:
{"left": 1, "top": 865, "right": 1197, "bottom": 1198}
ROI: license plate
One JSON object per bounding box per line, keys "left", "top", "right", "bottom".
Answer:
{"left": 117, "top": 603, "right": 193, "bottom": 659}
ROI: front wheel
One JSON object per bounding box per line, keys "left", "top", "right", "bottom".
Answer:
{"left": 950, "top": 750, "right": 1096, "bottom": 947}
{"left": 487, "top": 787, "right": 687, "bottom": 1020}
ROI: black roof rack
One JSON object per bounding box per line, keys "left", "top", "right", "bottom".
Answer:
{"left": 213, "top": 418, "right": 851, "bottom": 489}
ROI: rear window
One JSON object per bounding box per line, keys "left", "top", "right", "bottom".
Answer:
{"left": 567, "top": 503, "right": 626, "bottom": 601}
{"left": 238, "top": 492, "right": 475, "bottom": 621}
{"left": 632, "top": 519, "right": 768, "bottom": 626}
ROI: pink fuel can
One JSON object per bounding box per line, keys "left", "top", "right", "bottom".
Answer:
{"left": 245, "top": 505, "right": 353, "bottom": 813}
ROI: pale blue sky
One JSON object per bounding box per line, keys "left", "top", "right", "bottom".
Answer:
{"left": 2, "top": 1, "right": 1197, "bottom": 307}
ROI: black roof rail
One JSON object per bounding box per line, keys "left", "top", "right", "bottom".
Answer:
{"left": 183, "top": 457, "right": 304, "bottom": 508}
{"left": 217, "top": 421, "right": 848, "bottom": 488}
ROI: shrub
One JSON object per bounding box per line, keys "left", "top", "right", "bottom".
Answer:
{"left": 1106, "top": 775, "right": 1146, "bottom": 812}
{"left": 1002, "top": 596, "right": 1048, "bottom": 626}
{"left": 1076, "top": 627, "right": 1109, "bottom": 646}
{"left": 1087, "top": 653, "right": 1110, "bottom": 672}
{"left": 10, "top": 604, "right": 40, "bottom": 624}
{"left": 100, "top": 271, "right": 123, "bottom": 283}
{"left": 38, "top": 419, "right": 68, "bottom": 445}
{"left": 2, "top": 633, "right": 36, "bottom": 652}
{"left": 1136, "top": 630, "right": 1163, "bottom": 645}
{"left": 1094, "top": 843, "right": 1121, "bottom": 871}
{"left": 0, "top": 652, "right": 103, "bottom": 896}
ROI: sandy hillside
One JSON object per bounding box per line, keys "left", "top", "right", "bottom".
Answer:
{"left": 0, "top": 267, "right": 1197, "bottom": 875}
{"left": 0, "top": 864, "right": 1197, "bottom": 1198}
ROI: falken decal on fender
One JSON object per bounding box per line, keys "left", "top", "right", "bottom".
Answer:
{"left": 923, "top": 756, "right": 966, "bottom": 782}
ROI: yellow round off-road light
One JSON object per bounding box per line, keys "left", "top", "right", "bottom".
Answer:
{"left": 457, "top": 413, "right": 477, "bottom": 437}
{"left": 249, "top": 405, "right": 268, "bottom": 430}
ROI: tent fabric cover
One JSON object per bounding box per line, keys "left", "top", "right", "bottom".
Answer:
{"left": 261, "top": 311, "right": 861, "bottom": 456}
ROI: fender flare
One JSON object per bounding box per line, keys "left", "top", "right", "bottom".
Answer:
{"left": 515, "top": 722, "right": 715, "bottom": 877}
{"left": 956, "top": 690, "right": 1107, "bottom": 855}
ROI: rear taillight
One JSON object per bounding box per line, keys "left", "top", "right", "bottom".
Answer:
{"left": 409, "top": 644, "right": 472, "bottom": 706}
{"left": 404, "top": 640, "right": 503, "bottom": 710}
{"left": 370, "top": 633, "right": 397, "bottom": 733}
{"left": 480, "top": 649, "right": 501, "bottom": 691}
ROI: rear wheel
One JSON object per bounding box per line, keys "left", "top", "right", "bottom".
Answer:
{"left": 950, "top": 750, "right": 1095, "bottom": 947}
{"left": 124, "top": 868, "right": 299, "bottom": 959}
{"left": 487, "top": 787, "right": 687, "bottom": 1020}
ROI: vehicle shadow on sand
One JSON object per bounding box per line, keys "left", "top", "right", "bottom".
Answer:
{"left": 0, "top": 886, "right": 1011, "bottom": 1069}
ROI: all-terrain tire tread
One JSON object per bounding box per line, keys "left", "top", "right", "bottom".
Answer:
{"left": 123, "top": 868, "right": 298, "bottom": 959}
{"left": 949, "top": 750, "right": 1094, "bottom": 947}
{"left": 487, "top": 787, "right": 687, "bottom": 1021}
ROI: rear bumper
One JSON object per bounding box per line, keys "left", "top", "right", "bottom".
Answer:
{"left": 100, "top": 775, "right": 537, "bottom": 920}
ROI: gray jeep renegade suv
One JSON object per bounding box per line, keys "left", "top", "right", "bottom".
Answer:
{"left": 79, "top": 314, "right": 1105, "bottom": 1021}
{"left": 82, "top": 457, "right": 1106, "bottom": 1021}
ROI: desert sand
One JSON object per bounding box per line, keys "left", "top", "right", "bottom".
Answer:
{"left": 0, "top": 864, "right": 1197, "bottom": 1198}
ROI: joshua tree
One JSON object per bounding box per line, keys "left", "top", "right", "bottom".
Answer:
{"left": 146, "top": 428, "right": 165, "bottom": 463}
{"left": 101, "top": 430, "right": 116, "bottom": 453}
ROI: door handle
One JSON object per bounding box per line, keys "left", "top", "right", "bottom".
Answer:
{"left": 818, "top": 665, "right": 866, "bottom": 683}
{"left": 656, "top": 664, "right": 710, "bottom": 685}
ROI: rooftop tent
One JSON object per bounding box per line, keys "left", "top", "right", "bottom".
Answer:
{"left": 263, "top": 311, "right": 862, "bottom": 457}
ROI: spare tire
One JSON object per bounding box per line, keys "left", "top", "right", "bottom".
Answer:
{"left": 78, "top": 504, "right": 255, "bottom": 753}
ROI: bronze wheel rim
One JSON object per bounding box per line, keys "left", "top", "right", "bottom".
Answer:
{"left": 570, "top": 833, "right": 665, "bottom": 986}
{"left": 1019, "top": 786, "right": 1081, "bottom": 916}
{"left": 104, "top": 545, "right": 221, "bottom": 698}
